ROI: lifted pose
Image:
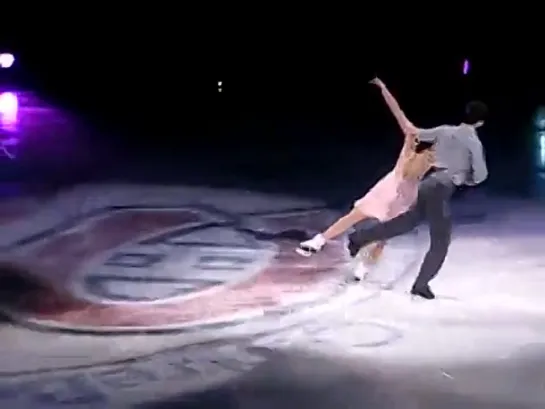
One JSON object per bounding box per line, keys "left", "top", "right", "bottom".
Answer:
{"left": 297, "top": 78, "right": 434, "bottom": 280}
{"left": 347, "top": 96, "right": 488, "bottom": 299}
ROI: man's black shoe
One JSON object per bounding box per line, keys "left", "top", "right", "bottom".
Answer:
{"left": 410, "top": 286, "right": 435, "bottom": 300}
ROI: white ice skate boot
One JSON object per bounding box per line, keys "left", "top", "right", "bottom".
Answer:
{"left": 296, "top": 234, "right": 326, "bottom": 257}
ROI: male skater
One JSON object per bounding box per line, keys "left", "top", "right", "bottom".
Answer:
{"left": 348, "top": 100, "right": 489, "bottom": 300}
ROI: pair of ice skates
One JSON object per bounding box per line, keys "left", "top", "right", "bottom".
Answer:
{"left": 295, "top": 234, "right": 376, "bottom": 282}
{"left": 295, "top": 235, "right": 436, "bottom": 300}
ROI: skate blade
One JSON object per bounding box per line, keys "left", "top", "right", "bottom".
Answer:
{"left": 295, "top": 247, "right": 313, "bottom": 257}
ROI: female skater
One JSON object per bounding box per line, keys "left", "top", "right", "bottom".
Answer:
{"left": 296, "top": 77, "right": 434, "bottom": 280}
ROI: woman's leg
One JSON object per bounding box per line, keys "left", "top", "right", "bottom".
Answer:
{"left": 296, "top": 208, "right": 368, "bottom": 256}
{"left": 367, "top": 240, "right": 386, "bottom": 263}
{"left": 322, "top": 208, "right": 367, "bottom": 241}
{"left": 353, "top": 241, "right": 387, "bottom": 280}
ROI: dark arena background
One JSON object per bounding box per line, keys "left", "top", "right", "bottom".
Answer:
{"left": 0, "top": 34, "right": 545, "bottom": 408}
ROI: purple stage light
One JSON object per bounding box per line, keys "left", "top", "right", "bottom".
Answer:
{"left": 462, "top": 59, "right": 469, "bottom": 75}
{"left": 0, "top": 92, "right": 19, "bottom": 130}
{"left": 0, "top": 92, "right": 18, "bottom": 116}
{"left": 0, "top": 53, "right": 14, "bottom": 68}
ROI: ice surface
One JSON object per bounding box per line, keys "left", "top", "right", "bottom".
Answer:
{"left": 0, "top": 186, "right": 544, "bottom": 407}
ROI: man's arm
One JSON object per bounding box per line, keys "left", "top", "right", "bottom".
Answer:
{"left": 466, "top": 137, "right": 488, "bottom": 185}
{"left": 417, "top": 125, "right": 453, "bottom": 142}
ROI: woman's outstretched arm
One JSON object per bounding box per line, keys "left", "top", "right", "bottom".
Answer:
{"left": 370, "top": 78, "right": 416, "bottom": 135}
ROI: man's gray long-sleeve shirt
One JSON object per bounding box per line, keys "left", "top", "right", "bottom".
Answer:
{"left": 418, "top": 123, "right": 488, "bottom": 186}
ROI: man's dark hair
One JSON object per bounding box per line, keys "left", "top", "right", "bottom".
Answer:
{"left": 464, "top": 100, "right": 488, "bottom": 125}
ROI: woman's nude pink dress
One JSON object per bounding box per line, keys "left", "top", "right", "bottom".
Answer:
{"left": 353, "top": 137, "right": 426, "bottom": 221}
